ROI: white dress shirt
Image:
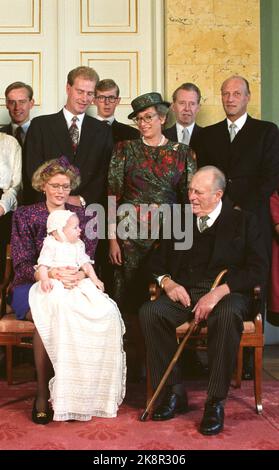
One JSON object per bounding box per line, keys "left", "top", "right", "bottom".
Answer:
{"left": 197, "top": 200, "right": 222, "bottom": 232}
{"left": 176, "top": 122, "right": 195, "bottom": 143}
{"left": 96, "top": 115, "right": 115, "bottom": 125}
{"left": 0, "top": 133, "right": 22, "bottom": 214}
{"left": 63, "top": 108, "right": 85, "bottom": 143}
{"left": 157, "top": 200, "right": 223, "bottom": 285}
{"left": 226, "top": 113, "right": 247, "bottom": 137}
{"left": 12, "top": 121, "right": 31, "bottom": 143}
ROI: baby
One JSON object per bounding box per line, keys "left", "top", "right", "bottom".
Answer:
{"left": 37, "top": 209, "right": 104, "bottom": 292}
{"left": 29, "top": 208, "right": 126, "bottom": 422}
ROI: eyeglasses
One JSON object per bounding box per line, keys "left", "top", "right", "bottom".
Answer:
{"left": 132, "top": 113, "right": 158, "bottom": 125}
{"left": 94, "top": 95, "right": 118, "bottom": 103}
{"left": 47, "top": 183, "right": 71, "bottom": 191}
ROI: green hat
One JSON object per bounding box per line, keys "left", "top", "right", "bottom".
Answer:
{"left": 128, "top": 92, "right": 170, "bottom": 119}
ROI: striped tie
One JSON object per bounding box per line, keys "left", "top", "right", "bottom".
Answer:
{"left": 199, "top": 215, "right": 210, "bottom": 233}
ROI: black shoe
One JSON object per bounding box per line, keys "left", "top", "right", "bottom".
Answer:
{"left": 32, "top": 398, "right": 53, "bottom": 425}
{"left": 199, "top": 400, "right": 224, "bottom": 435}
{"left": 152, "top": 392, "right": 188, "bottom": 421}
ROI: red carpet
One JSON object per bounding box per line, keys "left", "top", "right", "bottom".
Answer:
{"left": 0, "top": 379, "right": 278, "bottom": 450}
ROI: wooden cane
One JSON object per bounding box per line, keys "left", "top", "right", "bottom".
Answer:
{"left": 140, "top": 269, "right": 228, "bottom": 422}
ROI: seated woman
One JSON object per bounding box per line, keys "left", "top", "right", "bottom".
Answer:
{"left": 0, "top": 132, "right": 21, "bottom": 282}
{"left": 11, "top": 156, "right": 126, "bottom": 423}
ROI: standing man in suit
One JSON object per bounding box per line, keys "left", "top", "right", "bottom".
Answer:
{"left": 197, "top": 75, "right": 279, "bottom": 257}
{"left": 93, "top": 79, "right": 139, "bottom": 293}
{"left": 164, "top": 82, "right": 202, "bottom": 153}
{"left": 94, "top": 78, "right": 140, "bottom": 142}
{"left": 139, "top": 166, "right": 267, "bottom": 435}
{"left": 23, "top": 66, "right": 113, "bottom": 206}
{"left": 0, "top": 81, "right": 34, "bottom": 147}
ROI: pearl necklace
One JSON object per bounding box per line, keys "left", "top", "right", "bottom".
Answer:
{"left": 142, "top": 135, "right": 165, "bottom": 147}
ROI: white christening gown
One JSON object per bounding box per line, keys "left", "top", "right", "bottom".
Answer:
{"left": 29, "top": 236, "right": 126, "bottom": 421}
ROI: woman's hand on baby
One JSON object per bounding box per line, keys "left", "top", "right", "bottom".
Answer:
{"left": 40, "top": 279, "right": 53, "bottom": 292}
{"left": 49, "top": 266, "right": 84, "bottom": 289}
{"left": 95, "top": 278, "right": 105, "bottom": 292}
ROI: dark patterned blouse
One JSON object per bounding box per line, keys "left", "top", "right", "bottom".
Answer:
{"left": 11, "top": 202, "right": 97, "bottom": 287}
{"left": 107, "top": 139, "right": 197, "bottom": 308}
{"left": 108, "top": 139, "right": 196, "bottom": 208}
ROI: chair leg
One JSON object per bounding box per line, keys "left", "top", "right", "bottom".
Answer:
{"left": 6, "top": 345, "right": 13, "bottom": 385}
{"left": 254, "top": 346, "right": 263, "bottom": 414}
{"left": 234, "top": 345, "right": 243, "bottom": 388}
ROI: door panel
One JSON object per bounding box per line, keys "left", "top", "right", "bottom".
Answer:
{"left": 0, "top": 0, "right": 164, "bottom": 126}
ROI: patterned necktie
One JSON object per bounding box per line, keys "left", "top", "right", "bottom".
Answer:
{"left": 229, "top": 123, "right": 237, "bottom": 142}
{"left": 198, "top": 215, "right": 210, "bottom": 233}
{"left": 182, "top": 127, "right": 190, "bottom": 145}
{"left": 69, "top": 116, "right": 79, "bottom": 153}
{"left": 15, "top": 126, "right": 24, "bottom": 146}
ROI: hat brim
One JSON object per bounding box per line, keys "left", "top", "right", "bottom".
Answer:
{"left": 128, "top": 101, "right": 170, "bottom": 120}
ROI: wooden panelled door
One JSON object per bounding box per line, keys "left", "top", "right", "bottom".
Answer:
{"left": 0, "top": 0, "right": 164, "bottom": 125}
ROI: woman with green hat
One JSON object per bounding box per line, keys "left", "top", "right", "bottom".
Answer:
{"left": 108, "top": 92, "right": 196, "bottom": 373}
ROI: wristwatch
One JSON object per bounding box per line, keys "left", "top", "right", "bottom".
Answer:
{"left": 79, "top": 196, "right": 86, "bottom": 208}
{"left": 160, "top": 275, "right": 171, "bottom": 290}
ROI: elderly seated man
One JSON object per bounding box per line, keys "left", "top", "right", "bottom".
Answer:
{"left": 139, "top": 165, "right": 267, "bottom": 435}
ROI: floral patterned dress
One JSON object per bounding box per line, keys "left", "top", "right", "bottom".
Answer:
{"left": 108, "top": 138, "right": 197, "bottom": 313}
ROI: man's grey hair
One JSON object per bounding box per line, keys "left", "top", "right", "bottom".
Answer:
{"left": 221, "top": 75, "right": 250, "bottom": 96}
{"left": 196, "top": 166, "right": 226, "bottom": 192}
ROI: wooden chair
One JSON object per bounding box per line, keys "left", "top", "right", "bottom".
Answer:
{"left": 144, "top": 278, "right": 264, "bottom": 419}
{"left": 0, "top": 244, "right": 35, "bottom": 385}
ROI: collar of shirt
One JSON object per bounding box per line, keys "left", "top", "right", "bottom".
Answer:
{"left": 12, "top": 121, "right": 30, "bottom": 135}
{"left": 197, "top": 200, "right": 222, "bottom": 232}
{"left": 63, "top": 107, "right": 85, "bottom": 131}
{"left": 96, "top": 115, "right": 115, "bottom": 125}
{"left": 176, "top": 122, "right": 195, "bottom": 143}
{"left": 226, "top": 113, "right": 247, "bottom": 134}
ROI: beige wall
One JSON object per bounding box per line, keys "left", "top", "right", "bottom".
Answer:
{"left": 165, "top": 0, "right": 261, "bottom": 126}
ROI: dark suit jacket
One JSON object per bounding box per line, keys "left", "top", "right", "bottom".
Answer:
{"left": 148, "top": 199, "right": 267, "bottom": 296}
{"left": 111, "top": 119, "right": 140, "bottom": 143}
{"left": 163, "top": 123, "right": 202, "bottom": 154}
{"left": 0, "top": 123, "right": 13, "bottom": 136}
{"left": 196, "top": 115, "right": 279, "bottom": 212}
{"left": 195, "top": 115, "right": 279, "bottom": 257}
{"left": 23, "top": 110, "right": 113, "bottom": 205}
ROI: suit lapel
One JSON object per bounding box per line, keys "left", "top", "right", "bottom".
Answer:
{"left": 164, "top": 124, "right": 178, "bottom": 142}
{"left": 76, "top": 114, "right": 94, "bottom": 166}
{"left": 228, "top": 115, "right": 253, "bottom": 167}
{"left": 209, "top": 199, "right": 238, "bottom": 267}
{"left": 50, "top": 110, "right": 74, "bottom": 161}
